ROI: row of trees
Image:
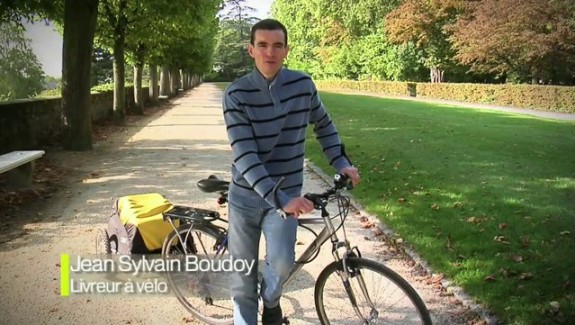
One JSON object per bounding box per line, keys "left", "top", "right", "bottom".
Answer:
{"left": 270, "top": 0, "right": 575, "bottom": 84}
{"left": 1, "top": 0, "right": 222, "bottom": 150}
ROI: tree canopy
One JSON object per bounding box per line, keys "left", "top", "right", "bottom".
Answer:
{"left": 211, "top": 0, "right": 259, "bottom": 80}
{"left": 270, "top": 0, "right": 574, "bottom": 84}
{"left": 451, "top": 0, "right": 575, "bottom": 83}
{"left": 272, "top": 0, "right": 429, "bottom": 81}
{"left": 0, "top": 21, "right": 45, "bottom": 100}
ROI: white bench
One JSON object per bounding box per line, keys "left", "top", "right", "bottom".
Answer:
{"left": 0, "top": 151, "right": 45, "bottom": 187}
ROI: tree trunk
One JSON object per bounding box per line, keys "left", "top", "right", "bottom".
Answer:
{"left": 112, "top": 56, "right": 125, "bottom": 123}
{"left": 133, "top": 63, "right": 143, "bottom": 115}
{"left": 149, "top": 64, "right": 158, "bottom": 102}
{"left": 112, "top": 0, "right": 127, "bottom": 123}
{"left": 169, "top": 67, "right": 177, "bottom": 96}
{"left": 132, "top": 43, "right": 145, "bottom": 115}
{"left": 61, "top": 0, "right": 99, "bottom": 151}
{"left": 160, "top": 65, "right": 170, "bottom": 96}
{"left": 430, "top": 67, "right": 444, "bottom": 83}
{"left": 182, "top": 71, "right": 188, "bottom": 90}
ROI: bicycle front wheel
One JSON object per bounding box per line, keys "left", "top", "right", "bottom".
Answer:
{"left": 315, "top": 257, "right": 432, "bottom": 325}
{"left": 162, "top": 224, "right": 233, "bottom": 325}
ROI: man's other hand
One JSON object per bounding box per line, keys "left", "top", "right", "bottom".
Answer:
{"left": 340, "top": 166, "right": 360, "bottom": 188}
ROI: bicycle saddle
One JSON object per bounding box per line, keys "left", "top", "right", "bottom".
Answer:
{"left": 197, "top": 175, "right": 230, "bottom": 193}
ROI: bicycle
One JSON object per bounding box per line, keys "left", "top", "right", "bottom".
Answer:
{"left": 159, "top": 173, "right": 433, "bottom": 325}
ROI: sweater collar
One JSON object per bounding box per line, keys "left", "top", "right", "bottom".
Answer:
{"left": 249, "top": 68, "right": 284, "bottom": 91}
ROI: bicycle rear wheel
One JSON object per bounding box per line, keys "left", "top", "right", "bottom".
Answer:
{"left": 315, "top": 257, "right": 432, "bottom": 325}
{"left": 162, "top": 224, "right": 234, "bottom": 325}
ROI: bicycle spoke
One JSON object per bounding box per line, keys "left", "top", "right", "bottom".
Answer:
{"left": 163, "top": 226, "right": 234, "bottom": 325}
{"left": 315, "top": 258, "right": 431, "bottom": 325}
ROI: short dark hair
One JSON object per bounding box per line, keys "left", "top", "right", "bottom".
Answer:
{"left": 250, "top": 19, "right": 288, "bottom": 46}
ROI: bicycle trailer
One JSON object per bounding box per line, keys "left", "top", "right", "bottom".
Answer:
{"left": 100, "top": 193, "right": 179, "bottom": 254}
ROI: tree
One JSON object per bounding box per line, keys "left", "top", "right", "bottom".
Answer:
{"left": 91, "top": 46, "right": 113, "bottom": 86}
{"left": 0, "top": 21, "right": 45, "bottom": 100}
{"left": 0, "top": 1, "right": 56, "bottom": 23}
{"left": 272, "top": 0, "right": 427, "bottom": 81}
{"left": 272, "top": 0, "right": 328, "bottom": 76}
{"left": 1, "top": 0, "right": 100, "bottom": 151}
{"left": 451, "top": 0, "right": 575, "bottom": 84}
{"left": 61, "top": 0, "right": 99, "bottom": 150}
{"left": 213, "top": 19, "right": 256, "bottom": 79}
{"left": 385, "top": 0, "right": 463, "bottom": 83}
{"left": 97, "top": 0, "right": 129, "bottom": 122}
{"left": 211, "top": 0, "right": 258, "bottom": 80}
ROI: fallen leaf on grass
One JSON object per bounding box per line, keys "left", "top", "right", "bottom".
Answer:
{"left": 493, "top": 235, "right": 510, "bottom": 244}
{"left": 518, "top": 272, "right": 533, "bottom": 280}
{"left": 466, "top": 216, "right": 486, "bottom": 224}
{"left": 509, "top": 255, "right": 523, "bottom": 262}
{"left": 431, "top": 203, "right": 440, "bottom": 210}
{"left": 560, "top": 231, "right": 571, "bottom": 236}
{"left": 520, "top": 237, "right": 530, "bottom": 248}
{"left": 445, "top": 235, "right": 454, "bottom": 251}
{"left": 484, "top": 274, "right": 497, "bottom": 282}
{"left": 498, "top": 223, "right": 507, "bottom": 230}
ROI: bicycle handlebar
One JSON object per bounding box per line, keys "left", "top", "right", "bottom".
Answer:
{"left": 273, "top": 173, "right": 353, "bottom": 219}
{"left": 272, "top": 143, "right": 355, "bottom": 219}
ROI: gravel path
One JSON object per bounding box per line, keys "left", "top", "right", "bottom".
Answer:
{"left": 0, "top": 84, "right": 489, "bottom": 324}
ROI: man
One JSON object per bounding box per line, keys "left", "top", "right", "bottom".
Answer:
{"left": 222, "top": 19, "right": 360, "bottom": 325}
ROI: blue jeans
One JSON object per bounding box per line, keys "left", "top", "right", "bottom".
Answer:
{"left": 228, "top": 201, "right": 298, "bottom": 325}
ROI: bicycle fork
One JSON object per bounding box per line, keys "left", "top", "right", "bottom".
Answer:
{"left": 337, "top": 249, "right": 379, "bottom": 324}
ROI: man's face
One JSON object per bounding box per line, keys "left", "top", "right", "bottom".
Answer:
{"left": 248, "top": 29, "right": 289, "bottom": 80}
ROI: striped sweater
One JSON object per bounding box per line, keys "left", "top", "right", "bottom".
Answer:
{"left": 223, "top": 68, "right": 350, "bottom": 209}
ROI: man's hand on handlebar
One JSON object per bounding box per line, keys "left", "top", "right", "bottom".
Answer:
{"left": 339, "top": 166, "right": 360, "bottom": 188}
{"left": 282, "top": 196, "right": 314, "bottom": 218}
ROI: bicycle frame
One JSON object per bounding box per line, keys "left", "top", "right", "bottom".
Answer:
{"left": 282, "top": 193, "right": 380, "bottom": 323}
{"left": 284, "top": 203, "right": 349, "bottom": 287}
{"left": 165, "top": 172, "right": 382, "bottom": 322}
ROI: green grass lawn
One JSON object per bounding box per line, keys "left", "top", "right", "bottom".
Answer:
{"left": 212, "top": 82, "right": 229, "bottom": 91}
{"left": 304, "top": 93, "right": 575, "bottom": 324}
{"left": 212, "top": 81, "right": 574, "bottom": 323}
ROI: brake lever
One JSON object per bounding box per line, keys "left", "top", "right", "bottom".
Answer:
{"left": 304, "top": 193, "right": 327, "bottom": 210}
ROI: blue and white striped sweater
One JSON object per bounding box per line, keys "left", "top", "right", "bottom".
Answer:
{"left": 223, "top": 68, "right": 350, "bottom": 209}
